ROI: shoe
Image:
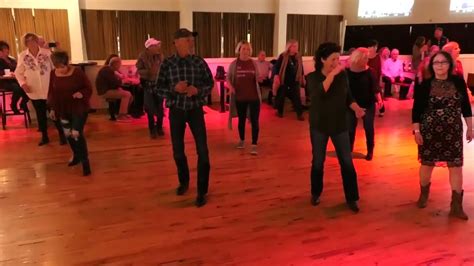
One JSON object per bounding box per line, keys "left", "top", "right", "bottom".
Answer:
{"left": 347, "top": 201, "right": 360, "bottom": 213}
{"left": 60, "top": 138, "right": 67, "bottom": 146}
{"left": 449, "top": 190, "right": 468, "bottom": 220}
{"left": 10, "top": 104, "right": 20, "bottom": 114}
{"left": 416, "top": 183, "right": 430, "bottom": 208}
{"left": 117, "top": 114, "right": 133, "bottom": 121}
{"left": 250, "top": 145, "right": 258, "bottom": 155}
{"left": 38, "top": 137, "right": 50, "bottom": 146}
{"left": 157, "top": 128, "right": 165, "bottom": 136}
{"left": 236, "top": 140, "right": 245, "bottom": 149}
{"left": 82, "top": 160, "right": 91, "bottom": 176}
{"left": 311, "top": 196, "right": 320, "bottom": 206}
{"left": 150, "top": 129, "right": 158, "bottom": 139}
{"left": 68, "top": 158, "right": 81, "bottom": 167}
{"left": 276, "top": 111, "right": 283, "bottom": 118}
{"left": 195, "top": 195, "right": 207, "bottom": 207}
{"left": 297, "top": 115, "right": 305, "bottom": 121}
{"left": 378, "top": 112, "right": 384, "bottom": 117}
{"left": 176, "top": 184, "right": 189, "bottom": 196}
{"left": 365, "top": 152, "right": 373, "bottom": 161}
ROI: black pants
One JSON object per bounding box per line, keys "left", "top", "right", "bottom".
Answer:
{"left": 4, "top": 82, "right": 28, "bottom": 110}
{"left": 146, "top": 95, "right": 164, "bottom": 132}
{"left": 61, "top": 113, "right": 89, "bottom": 163}
{"left": 123, "top": 84, "right": 144, "bottom": 117}
{"left": 348, "top": 104, "right": 375, "bottom": 153}
{"left": 169, "top": 107, "right": 210, "bottom": 196}
{"left": 236, "top": 100, "right": 260, "bottom": 145}
{"left": 275, "top": 84, "right": 303, "bottom": 116}
{"left": 310, "top": 128, "right": 359, "bottom": 202}
{"left": 382, "top": 76, "right": 412, "bottom": 99}
{"left": 31, "top": 99, "right": 65, "bottom": 141}
{"left": 259, "top": 79, "right": 273, "bottom": 104}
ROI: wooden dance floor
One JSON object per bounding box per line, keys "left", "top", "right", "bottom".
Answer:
{"left": 1, "top": 98, "right": 473, "bottom": 265}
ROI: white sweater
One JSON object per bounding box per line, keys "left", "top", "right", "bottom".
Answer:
{"left": 382, "top": 58, "right": 404, "bottom": 79}
{"left": 14, "top": 48, "right": 53, "bottom": 100}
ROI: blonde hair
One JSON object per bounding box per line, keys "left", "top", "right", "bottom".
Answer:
{"left": 235, "top": 40, "right": 253, "bottom": 55}
{"left": 442, "top": 41, "right": 460, "bottom": 54}
{"left": 285, "top": 39, "right": 298, "bottom": 54}
{"left": 350, "top": 47, "right": 369, "bottom": 66}
{"left": 23, "top": 33, "right": 39, "bottom": 46}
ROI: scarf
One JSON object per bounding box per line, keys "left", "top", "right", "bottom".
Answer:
{"left": 278, "top": 52, "right": 303, "bottom": 85}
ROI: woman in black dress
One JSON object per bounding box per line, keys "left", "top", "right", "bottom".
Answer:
{"left": 412, "top": 51, "right": 472, "bottom": 220}
{"left": 347, "top": 48, "right": 382, "bottom": 160}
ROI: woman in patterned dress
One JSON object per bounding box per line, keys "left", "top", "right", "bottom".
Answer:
{"left": 412, "top": 51, "right": 472, "bottom": 220}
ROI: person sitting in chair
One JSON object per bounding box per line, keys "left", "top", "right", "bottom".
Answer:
{"left": 382, "top": 49, "right": 413, "bottom": 100}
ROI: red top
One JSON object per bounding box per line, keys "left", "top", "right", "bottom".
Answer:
{"left": 48, "top": 67, "right": 92, "bottom": 117}
{"left": 455, "top": 60, "right": 464, "bottom": 78}
{"left": 234, "top": 59, "right": 258, "bottom": 101}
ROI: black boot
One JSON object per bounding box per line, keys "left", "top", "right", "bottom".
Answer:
{"left": 416, "top": 183, "right": 431, "bottom": 208}
{"left": 449, "top": 190, "right": 468, "bottom": 220}
{"left": 38, "top": 133, "right": 49, "bottom": 146}
{"left": 67, "top": 138, "right": 80, "bottom": 166}
{"left": 82, "top": 160, "right": 91, "bottom": 176}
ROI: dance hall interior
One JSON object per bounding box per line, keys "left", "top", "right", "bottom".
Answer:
{"left": 1, "top": 0, "right": 474, "bottom": 264}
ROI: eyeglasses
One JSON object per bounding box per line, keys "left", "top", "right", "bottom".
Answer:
{"left": 433, "top": 61, "right": 449, "bottom": 66}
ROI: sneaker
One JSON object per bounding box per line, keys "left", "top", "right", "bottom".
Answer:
{"left": 250, "top": 145, "right": 258, "bottom": 155}
{"left": 236, "top": 140, "right": 244, "bottom": 149}
{"left": 195, "top": 194, "right": 207, "bottom": 207}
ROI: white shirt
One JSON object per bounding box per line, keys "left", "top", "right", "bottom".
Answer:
{"left": 256, "top": 60, "right": 272, "bottom": 81}
{"left": 382, "top": 58, "right": 404, "bottom": 79}
{"left": 14, "top": 48, "right": 53, "bottom": 100}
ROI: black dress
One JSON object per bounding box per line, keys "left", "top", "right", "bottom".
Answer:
{"left": 413, "top": 77, "right": 472, "bottom": 167}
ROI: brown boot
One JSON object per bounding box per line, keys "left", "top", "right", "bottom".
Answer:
{"left": 449, "top": 190, "right": 468, "bottom": 220}
{"left": 416, "top": 183, "right": 431, "bottom": 208}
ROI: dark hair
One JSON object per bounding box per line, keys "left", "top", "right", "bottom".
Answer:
{"left": 435, "top": 27, "right": 443, "bottom": 32}
{"left": 314, "top": 42, "right": 341, "bottom": 72}
{"left": 23, "top": 33, "right": 39, "bottom": 46}
{"left": 0, "top": 41, "right": 10, "bottom": 51}
{"left": 367, "top": 39, "right": 378, "bottom": 48}
{"left": 51, "top": 50, "right": 69, "bottom": 67}
{"left": 105, "top": 54, "right": 119, "bottom": 65}
{"left": 428, "top": 51, "right": 454, "bottom": 78}
{"left": 414, "top": 36, "right": 426, "bottom": 48}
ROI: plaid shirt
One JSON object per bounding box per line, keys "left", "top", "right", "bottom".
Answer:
{"left": 154, "top": 54, "right": 214, "bottom": 111}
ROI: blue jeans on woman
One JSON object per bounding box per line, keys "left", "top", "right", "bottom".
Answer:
{"left": 310, "top": 128, "right": 359, "bottom": 202}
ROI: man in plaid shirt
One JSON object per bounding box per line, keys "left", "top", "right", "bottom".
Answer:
{"left": 155, "top": 28, "right": 214, "bottom": 207}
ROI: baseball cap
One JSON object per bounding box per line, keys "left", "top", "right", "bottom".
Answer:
{"left": 173, "top": 28, "right": 198, "bottom": 39}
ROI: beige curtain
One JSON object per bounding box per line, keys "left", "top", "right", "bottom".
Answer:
{"left": 223, "top": 13, "right": 248, "bottom": 57}
{"left": 287, "top": 14, "right": 342, "bottom": 56}
{"left": 0, "top": 8, "right": 18, "bottom": 56}
{"left": 82, "top": 10, "right": 118, "bottom": 60}
{"left": 33, "top": 9, "right": 71, "bottom": 55}
{"left": 13, "top": 9, "right": 36, "bottom": 51}
{"left": 249, "top": 13, "right": 274, "bottom": 56}
{"left": 145, "top": 11, "right": 180, "bottom": 57}
{"left": 117, "top": 11, "right": 147, "bottom": 59}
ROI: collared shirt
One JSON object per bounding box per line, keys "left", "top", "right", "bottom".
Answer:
{"left": 14, "top": 48, "right": 53, "bottom": 100}
{"left": 255, "top": 59, "right": 272, "bottom": 81}
{"left": 155, "top": 54, "right": 214, "bottom": 111}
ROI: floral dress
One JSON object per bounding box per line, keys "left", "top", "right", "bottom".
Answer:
{"left": 419, "top": 79, "right": 464, "bottom": 167}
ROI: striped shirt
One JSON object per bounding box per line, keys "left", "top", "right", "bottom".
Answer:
{"left": 154, "top": 54, "right": 214, "bottom": 111}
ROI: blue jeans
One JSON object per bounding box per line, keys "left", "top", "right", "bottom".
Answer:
{"left": 169, "top": 107, "right": 210, "bottom": 195}
{"left": 310, "top": 129, "right": 359, "bottom": 202}
{"left": 348, "top": 104, "right": 375, "bottom": 153}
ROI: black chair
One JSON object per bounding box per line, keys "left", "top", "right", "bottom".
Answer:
{"left": 0, "top": 88, "right": 31, "bottom": 130}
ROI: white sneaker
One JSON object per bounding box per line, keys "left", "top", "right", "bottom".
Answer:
{"left": 236, "top": 140, "right": 244, "bottom": 149}
{"left": 250, "top": 145, "right": 258, "bottom": 155}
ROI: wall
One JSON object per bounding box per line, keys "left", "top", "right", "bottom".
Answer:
{"left": 343, "top": 0, "right": 474, "bottom": 25}
{"left": 0, "top": 0, "right": 84, "bottom": 61}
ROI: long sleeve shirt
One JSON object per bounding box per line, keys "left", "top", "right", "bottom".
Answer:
{"left": 154, "top": 54, "right": 214, "bottom": 111}
{"left": 14, "top": 48, "right": 53, "bottom": 100}
{"left": 48, "top": 68, "right": 92, "bottom": 117}
{"left": 382, "top": 58, "right": 404, "bottom": 79}
{"left": 307, "top": 70, "right": 355, "bottom": 135}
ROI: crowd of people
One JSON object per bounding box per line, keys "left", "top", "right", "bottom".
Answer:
{"left": 0, "top": 26, "right": 472, "bottom": 218}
